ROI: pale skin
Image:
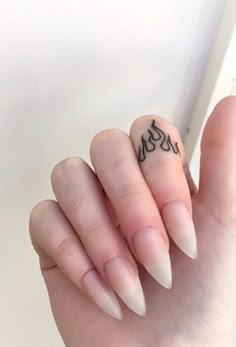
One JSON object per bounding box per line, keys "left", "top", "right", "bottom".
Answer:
{"left": 29, "top": 96, "right": 236, "bottom": 347}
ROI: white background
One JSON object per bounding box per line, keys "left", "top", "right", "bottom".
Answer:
{"left": 1, "top": 1, "right": 233, "bottom": 346}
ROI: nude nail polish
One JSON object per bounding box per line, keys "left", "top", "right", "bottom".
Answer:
{"left": 81, "top": 269, "right": 122, "bottom": 320}
{"left": 133, "top": 227, "right": 172, "bottom": 289}
{"left": 162, "top": 201, "right": 197, "bottom": 259}
{"left": 103, "top": 256, "right": 146, "bottom": 317}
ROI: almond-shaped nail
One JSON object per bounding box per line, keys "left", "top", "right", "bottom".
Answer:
{"left": 81, "top": 269, "right": 122, "bottom": 320}
{"left": 104, "top": 256, "right": 146, "bottom": 317}
{"left": 133, "top": 227, "right": 172, "bottom": 289}
{"left": 162, "top": 201, "right": 197, "bottom": 259}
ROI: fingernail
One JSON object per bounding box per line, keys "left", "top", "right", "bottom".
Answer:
{"left": 103, "top": 256, "right": 146, "bottom": 317}
{"left": 81, "top": 269, "right": 122, "bottom": 320}
{"left": 133, "top": 227, "right": 172, "bottom": 289}
{"left": 162, "top": 201, "right": 197, "bottom": 259}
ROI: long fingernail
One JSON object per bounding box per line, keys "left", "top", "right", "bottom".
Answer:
{"left": 133, "top": 227, "right": 172, "bottom": 289}
{"left": 162, "top": 201, "right": 197, "bottom": 259}
{"left": 81, "top": 269, "right": 122, "bottom": 320}
{"left": 103, "top": 256, "right": 146, "bottom": 317}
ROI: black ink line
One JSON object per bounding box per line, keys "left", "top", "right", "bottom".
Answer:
{"left": 137, "top": 119, "right": 180, "bottom": 162}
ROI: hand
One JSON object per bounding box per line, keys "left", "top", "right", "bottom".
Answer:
{"left": 29, "top": 96, "right": 236, "bottom": 347}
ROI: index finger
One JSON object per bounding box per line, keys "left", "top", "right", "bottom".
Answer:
{"left": 90, "top": 115, "right": 197, "bottom": 291}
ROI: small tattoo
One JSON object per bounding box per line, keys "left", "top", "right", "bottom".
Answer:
{"left": 138, "top": 119, "right": 180, "bottom": 162}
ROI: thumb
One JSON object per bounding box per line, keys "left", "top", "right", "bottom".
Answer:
{"left": 198, "top": 96, "right": 236, "bottom": 228}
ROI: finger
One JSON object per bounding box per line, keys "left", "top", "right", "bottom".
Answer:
{"left": 198, "top": 96, "right": 236, "bottom": 227}
{"left": 90, "top": 129, "right": 172, "bottom": 289}
{"left": 103, "top": 154, "right": 198, "bottom": 225}
{"left": 29, "top": 199, "right": 123, "bottom": 320}
{"left": 51, "top": 158, "right": 146, "bottom": 317}
{"left": 130, "top": 115, "right": 197, "bottom": 260}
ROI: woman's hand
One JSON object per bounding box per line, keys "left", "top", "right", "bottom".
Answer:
{"left": 29, "top": 96, "right": 236, "bottom": 347}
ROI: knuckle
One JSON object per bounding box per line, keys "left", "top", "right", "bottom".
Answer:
{"left": 130, "top": 114, "right": 179, "bottom": 136}
{"left": 132, "top": 114, "right": 158, "bottom": 124}
{"left": 143, "top": 160, "right": 172, "bottom": 178}
{"left": 116, "top": 190, "right": 142, "bottom": 203}
{"left": 67, "top": 196, "right": 86, "bottom": 216}
{"left": 130, "top": 114, "right": 160, "bottom": 132}
{"left": 51, "top": 157, "right": 85, "bottom": 181}
{"left": 90, "top": 128, "right": 127, "bottom": 150}
{"left": 29, "top": 199, "right": 58, "bottom": 249}
{"left": 54, "top": 237, "right": 76, "bottom": 261}
{"left": 115, "top": 183, "right": 143, "bottom": 203}
{"left": 84, "top": 221, "right": 107, "bottom": 235}
{"left": 29, "top": 199, "right": 57, "bottom": 227}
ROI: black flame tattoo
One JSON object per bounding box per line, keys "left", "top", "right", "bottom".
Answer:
{"left": 138, "top": 119, "right": 180, "bottom": 162}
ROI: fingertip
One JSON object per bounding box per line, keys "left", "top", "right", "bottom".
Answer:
{"left": 198, "top": 96, "right": 236, "bottom": 225}
{"left": 201, "top": 95, "right": 236, "bottom": 150}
